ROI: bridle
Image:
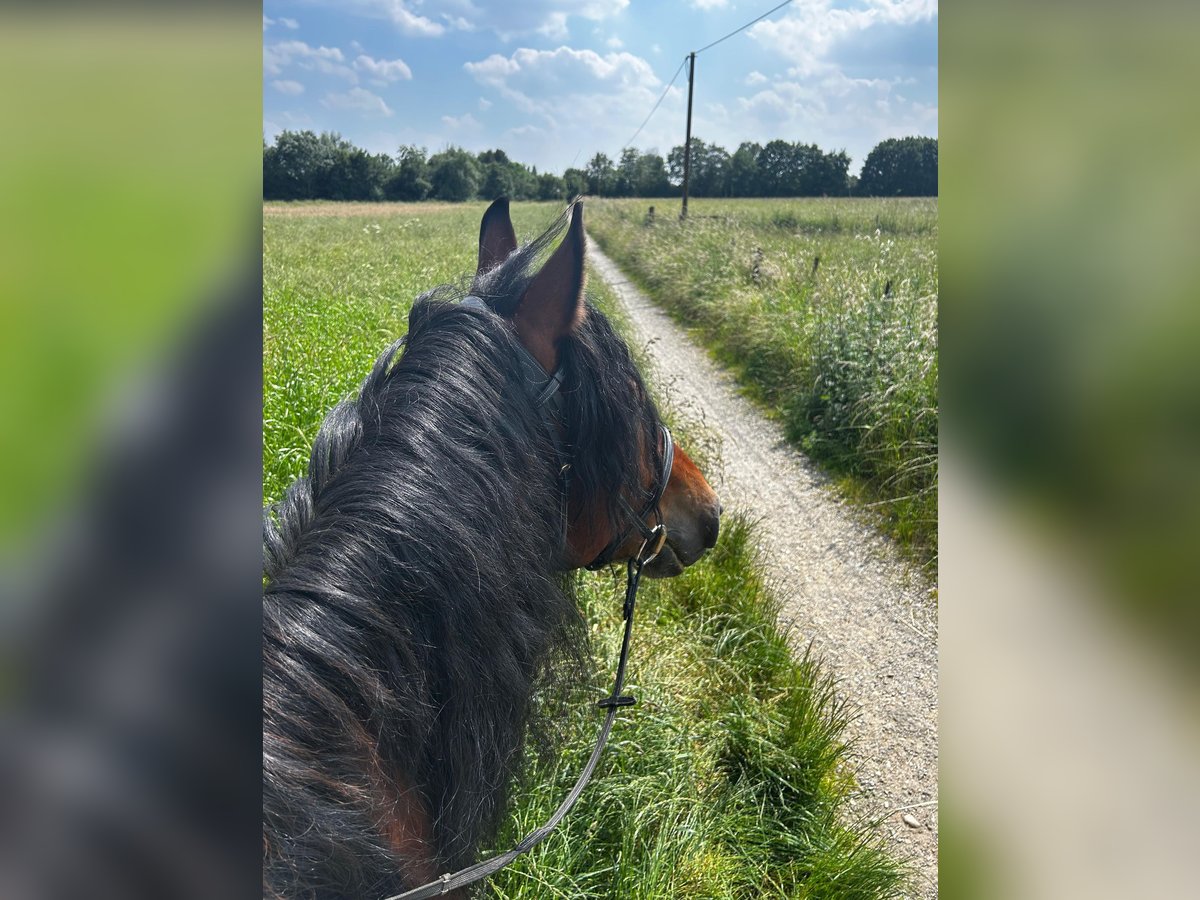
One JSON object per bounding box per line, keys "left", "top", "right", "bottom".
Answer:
{"left": 384, "top": 298, "right": 673, "bottom": 899}
{"left": 585, "top": 425, "right": 673, "bottom": 570}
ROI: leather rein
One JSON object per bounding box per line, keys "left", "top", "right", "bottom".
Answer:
{"left": 383, "top": 299, "right": 673, "bottom": 899}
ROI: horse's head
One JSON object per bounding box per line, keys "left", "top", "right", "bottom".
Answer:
{"left": 472, "top": 199, "right": 721, "bottom": 578}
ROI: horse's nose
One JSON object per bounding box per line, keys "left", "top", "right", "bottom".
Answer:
{"left": 703, "top": 502, "right": 722, "bottom": 549}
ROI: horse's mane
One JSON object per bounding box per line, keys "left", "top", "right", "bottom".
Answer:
{"left": 262, "top": 208, "right": 662, "bottom": 899}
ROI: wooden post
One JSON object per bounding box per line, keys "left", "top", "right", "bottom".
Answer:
{"left": 681, "top": 52, "right": 695, "bottom": 220}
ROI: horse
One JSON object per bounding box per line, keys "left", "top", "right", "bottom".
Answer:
{"left": 262, "top": 199, "right": 721, "bottom": 899}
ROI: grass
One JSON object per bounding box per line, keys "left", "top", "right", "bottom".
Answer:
{"left": 585, "top": 198, "right": 938, "bottom": 568}
{"left": 263, "top": 200, "right": 908, "bottom": 899}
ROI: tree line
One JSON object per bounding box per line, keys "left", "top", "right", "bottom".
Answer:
{"left": 263, "top": 131, "right": 936, "bottom": 202}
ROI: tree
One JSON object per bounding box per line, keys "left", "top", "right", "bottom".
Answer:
{"left": 536, "top": 172, "right": 566, "bottom": 200}
{"left": 263, "top": 138, "right": 289, "bottom": 199}
{"left": 695, "top": 142, "right": 731, "bottom": 196}
{"left": 477, "top": 148, "right": 511, "bottom": 166}
{"left": 666, "top": 142, "right": 686, "bottom": 186}
{"left": 326, "top": 147, "right": 392, "bottom": 201}
{"left": 562, "top": 168, "right": 588, "bottom": 198}
{"left": 792, "top": 143, "right": 826, "bottom": 195}
{"left": 263, "top": 130, "right": 345, "bottom": 200}
{"left": 747, "top": 140, "right": 849, "bottom": 197}
{"left": 729, "top": 142, "right": 762, "bottom": 197}
{"left": 816, "top": 149, "right": 851, "bottom": 196}
{"left": 261, "top": 132, "right": 862, "bottom": 203}
{"left": 509, "top": 163, "right": 538, "bottom": 200}
{"left": 615, "top": 148, "right": 639, "bottom": 197}
{"left": 668, "top": 138, "right": 730, "bottom": 196}
{"left": 858, "top": 137, "right": 938, "bottom": 196}
{"left": 480, "top": 161, "right": 515, "bottom": 201}
{"left": 632, "top": 152, "right": 670, "bottom": 197}
{"left": 427, "top": 147, "right": 481, "bottom": 201}
{"left": 385, "top": 145, "right": 431, "bottom": 201}
{"left": 585, "top": 153, "right": 616, "bottom": 196}
{"left": 756, "top": 139, "right": 800, "bottom": 196}
{"left": 478, "top": 149, "right": 514, "bottom": 200}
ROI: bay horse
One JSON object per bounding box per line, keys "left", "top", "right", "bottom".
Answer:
{"left": 263, "top": 200, "right": 721, "bottom": 899}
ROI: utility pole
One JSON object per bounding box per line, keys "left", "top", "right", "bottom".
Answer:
{"left": 681, "top": 51, "right": 696, "bottom": 219}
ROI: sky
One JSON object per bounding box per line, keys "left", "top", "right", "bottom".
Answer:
{"left": 263, "top": 1, "right": 937, "bottom": 177}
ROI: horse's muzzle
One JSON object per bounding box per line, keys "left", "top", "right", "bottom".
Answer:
{"left": 642, "top": 499, "right": 721, "bottom": 579}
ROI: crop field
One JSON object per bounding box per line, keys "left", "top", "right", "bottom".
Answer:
{"left": 586, "top": 198, "right": 938, "bottom": 565}
{"left": 264, "top": 201, "right": 906, "bottom": 898}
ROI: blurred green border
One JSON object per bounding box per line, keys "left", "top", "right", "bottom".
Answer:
{"left": 943, "top": 4, "right": 1200, "bottom": 645}
{"left": 0, "top": 11, "right": 260, "bottom": 545}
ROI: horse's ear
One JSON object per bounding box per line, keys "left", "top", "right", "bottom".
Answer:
{"left": 477, "top": 197, "right": 518, "bottom": 277}
{"left": 513, "top": 202, "right": 586, "bottom": 371}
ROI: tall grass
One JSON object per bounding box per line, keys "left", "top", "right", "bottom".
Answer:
{"left": 587, "top": 198, "right": 938, "bottom": 566}
{"left": 487, "top": 516, "right": 904, "bottom": 899}
{"left": 263, "top": 201, "right": 908, "bottom": 898}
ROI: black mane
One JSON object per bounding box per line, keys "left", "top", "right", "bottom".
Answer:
{"left": 263, "top": 209, "right": 661, "bottom": 899}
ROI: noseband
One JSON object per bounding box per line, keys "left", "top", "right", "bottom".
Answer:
{"left": 384, "top": 297, "right": 673, "bottom": 900}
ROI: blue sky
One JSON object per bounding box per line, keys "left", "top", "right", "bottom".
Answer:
{"left": 263, "top": 1, "right": 937, "bottom": 176}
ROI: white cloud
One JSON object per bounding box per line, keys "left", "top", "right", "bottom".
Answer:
{"left": 466, "top": 46, "right": 661, "bottom": 102}
{"left": 537, "top": 12, "right": 571, "bottom": 40}
{"left": 364, "top": 1, "right": 445, "bottom": 36}
{"left": 515, "top": 2, "right": 630, "bottom": 40}
{"left": 606, "top": 36, "right": 624, "bottom": 49}
{"left": 441, "top": 112, "right": 482, "bottom": 132}
{"left": 691, "top": 0, "right": 729, "bottom": 8}
{"left": 264, "top": 41, "right": 356, "bottom": 82}
{"left": 280, "top": 17, "right": 300, "bottom": 29}
{"left": 737, "top": 80, "right": 827, "bottom": 125}
{"left": 332, "top": 1, "right": 627, "bottom": 41}
{"left": 263, "top": 16, "right": 274, "bottom": 31}
{"left": 748, "top": 0, "right": 936, "bottom": 78}
{"left": 327, "top": 1, "right": 445, "bottom": 37}
{"left": 745, "top": 70, "right": 768, "bottom": 86}
{"left": 821, "top": 69, "right": 896, "bottom": 97}
{"left": 478, "top": 97, "right": 493, "bottom": 110}
{"left": 323, "top": 87, "right": 394, "bottom": 117}
{"left": 354, "top": 54, "right": 413, "bottom": 85}
{"left": 464, "top": 45, "right": 684, "bottom": 163}
{"left": 271, "top": 79, "right": 305, "bottom": 96}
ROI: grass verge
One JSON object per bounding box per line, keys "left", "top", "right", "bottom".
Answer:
{"left": 586, "top": 198, "right": 938, "bottom": 568}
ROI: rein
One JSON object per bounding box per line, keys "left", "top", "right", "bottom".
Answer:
{"left": 385, "top": 537, "right": 664, "bottom": 900}
{"left": 384, "top": 298, "right": 673, "bottom": 899}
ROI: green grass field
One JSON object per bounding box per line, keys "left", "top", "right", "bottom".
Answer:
{"left": 586, "top": 198, "right": 938, "bottom": 567}
{"left": 264, "top": 201, "right": 907, "bottom": 898}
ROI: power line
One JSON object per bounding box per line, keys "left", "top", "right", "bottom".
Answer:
{"left": 620, "top": 55, "right": 689, "bottom": 152}
{"left": 695, "top": 0, "right": 795, "bottom": 55}
{"left": 615, "top": 0, "right": 796, "bottom": 159}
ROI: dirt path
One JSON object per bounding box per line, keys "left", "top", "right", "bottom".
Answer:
{"left": 588, "top": 238, "right": 939, "bottom": 900}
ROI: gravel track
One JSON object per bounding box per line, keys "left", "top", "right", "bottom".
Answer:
{"left": 588, "top": 238, "right": 939, "bottom": 900}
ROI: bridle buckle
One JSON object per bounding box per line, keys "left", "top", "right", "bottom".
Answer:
{"left": 637, "top": 523, "right": 668, "bottom": 565}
